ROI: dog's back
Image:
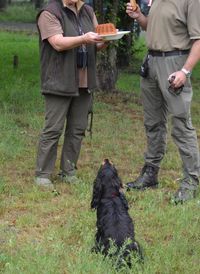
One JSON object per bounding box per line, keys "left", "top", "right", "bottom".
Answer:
{"left": 91, "top": 159, "right": 143, "bottom": 267}
{"left": 96, "top": 193, "right": 135, "bottom": 250}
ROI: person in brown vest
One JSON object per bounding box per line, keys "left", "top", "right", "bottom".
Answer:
{"left": 126, "top": 0, "right": 200, "bottom": 203}
{"left": 35, "top": 0, "right": 105, "bottom": 188}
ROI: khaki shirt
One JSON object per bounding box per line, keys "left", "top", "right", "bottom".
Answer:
{"left": 38, "top": 5, "right": 98, "bottom": 88}
{"left": 146, "top": 0, "right": 200, "bottom": 51}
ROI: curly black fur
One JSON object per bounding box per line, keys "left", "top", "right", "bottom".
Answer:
{"left": 91, "top": 159, "right": 143, "bottom": 267}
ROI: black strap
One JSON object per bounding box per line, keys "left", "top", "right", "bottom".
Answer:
{"left": 148, "top": 49, "right": 190, "bottom": 57}
{"left": 87, "top": 91, "right": 94, "bottom": 139}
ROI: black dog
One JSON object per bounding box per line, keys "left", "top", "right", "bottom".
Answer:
{"left": 91, "top": 159, "right": 142, "bottom": 267}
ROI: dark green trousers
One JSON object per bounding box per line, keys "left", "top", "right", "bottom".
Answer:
{"left": 141, "top": 54, "right": 200, "bottom": 187}
{"left": 35, "top": 89, "right": 92, "bottom": 178}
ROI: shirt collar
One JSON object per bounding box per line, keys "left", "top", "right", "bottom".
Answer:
{"left": 63, "top": 0, "right": 84, "bottom": 12}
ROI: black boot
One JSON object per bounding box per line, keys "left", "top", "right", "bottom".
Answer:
{"left": 127, "top": 164, "right": 159, "bottom": 190}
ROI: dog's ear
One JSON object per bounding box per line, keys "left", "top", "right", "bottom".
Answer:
{"left": 119, "top": 192, "right": 129, "bottom": 210}
{"left": 113, "top": 171, "right": 123, "bottom": 191}
{"left": 91, "top": 177, "right": 103, "bottom": 210}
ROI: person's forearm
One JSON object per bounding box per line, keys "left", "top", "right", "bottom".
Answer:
{"left": 48, "top": 32, "right": 102, "bottom": 52}
{"left": 136, "top": 13, "right": 148, "bottom": 30}
{"left": 169, "top": 39, "right": 200, "bottom": 88}
{"left": 183, "top": 40, "right": 200, "bottom": 71}
{"left": 126, "top": 3, "right": 148, "bottom": 30}
{"left": 48, "top": 34, "right": 85, "bottom": 51}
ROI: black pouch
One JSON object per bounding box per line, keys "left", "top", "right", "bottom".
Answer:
{"left": 77, "top": 47, "right": 88, "bottom": 69}
{"left": 140, "top": 55, "right": 149, "bottom": 78}
{"left": 168, "top": 85, "right": 184, "bottom": 96}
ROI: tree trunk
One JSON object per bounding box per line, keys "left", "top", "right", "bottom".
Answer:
{"left": 0, "top": 0, "right": 7, "bottom": 11}
{"left": 94, "top": 0, "right": 119, "bottom": 92}
{"left": 96, "top": 46, "right": 118, "bottom": 92}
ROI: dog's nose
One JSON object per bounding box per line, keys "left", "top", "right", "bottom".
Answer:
{"left": 102, "top": 159, "right": 113, "bottom": 165}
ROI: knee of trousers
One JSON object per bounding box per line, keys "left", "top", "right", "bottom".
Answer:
{"left": 171, "top": 116, "right": 196, "bottom": 138}
{"left": 144, "top": 121, "right": 167, "bottom": 133}
{"left": 65, "top": 126, "right": 86, "bottom": 139}
{"left": 41, "top": 129, "right": 63, "bottom": 140}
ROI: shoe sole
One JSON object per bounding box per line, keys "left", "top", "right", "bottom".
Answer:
{"left": 35, "top": 182, "right": 54, "bottom": 187}
{"left": 58, "top": 175, "right": 80, "bottom": 184}
{"left": 126, "top": 184, "right": 158, "bottom": 191}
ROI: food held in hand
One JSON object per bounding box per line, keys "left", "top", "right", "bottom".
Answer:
{"left": 95, "top": 23, "right": 117, "bottom": 35}
{"left": 130, "top": 0, "right": 138, "bottom": 11}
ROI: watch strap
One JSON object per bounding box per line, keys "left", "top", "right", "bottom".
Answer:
{"left": 181, "top": 68, "right": 191, "bottom": 78}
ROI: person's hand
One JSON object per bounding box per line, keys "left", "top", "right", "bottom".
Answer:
{"left": 97, "top": 41, "right": 109, "bottom": 50}
{"left": 83, "top": 32, "right": 103, "bottom": 44}
{"left": 126, "top": 2, "right": 142, "bottom": 19}
{"left": 168, "top": 71, "right": 187, "bottom": 89}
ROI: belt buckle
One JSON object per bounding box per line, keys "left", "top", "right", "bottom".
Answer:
{"left": 162, "top": 52, "right": 166, "bottom": 57}
{"left": 178, "top": 51, "right": 182, "bottom": 56}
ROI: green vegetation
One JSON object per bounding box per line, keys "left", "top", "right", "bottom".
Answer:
{"left": 0, "top": 3, "right": 37, "bottom": 23}
{"left": 0, "top": 32, "right": 200, "bottom": 274}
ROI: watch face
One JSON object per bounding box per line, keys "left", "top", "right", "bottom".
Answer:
{"left": 186, "top": 71, "right": 191, "bottom": 77}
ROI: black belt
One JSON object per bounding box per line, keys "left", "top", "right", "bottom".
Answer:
{"left": 148, "top": 49, "right": 190, "bottom": 57}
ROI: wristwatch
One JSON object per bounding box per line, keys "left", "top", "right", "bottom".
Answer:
{"left": 181, "top": 68, "right": 191, "bottom": 78}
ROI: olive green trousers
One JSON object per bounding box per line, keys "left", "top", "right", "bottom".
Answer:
{"left": 35, "top": 89, "right": 92, "bottom": 178}
{"left": 141, "top": 54, "right": 200, "bottom": 187}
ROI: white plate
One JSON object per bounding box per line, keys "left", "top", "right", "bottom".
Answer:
{"left": 99, "top": 31, "right": 130, "bottom": 41}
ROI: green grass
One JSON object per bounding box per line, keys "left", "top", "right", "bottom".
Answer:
{"left": 0, "top": 32, "right": 200, "bottom": 274}
{"left": 0, "top": 3, "right": 37, "bottom": 23}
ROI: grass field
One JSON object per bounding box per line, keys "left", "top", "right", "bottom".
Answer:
{"left": 0, "top": 3, "right": 37, "bottom": 23}
{"left": 0, "top": 32, "right": 200, "bottom": 274}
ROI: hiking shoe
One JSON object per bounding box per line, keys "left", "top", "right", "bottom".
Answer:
{"left": 35, "top": 177, "right": 54, "bottom": 189}
{"left": 127, "top": 164, "right": 159, "bottom": 190}
{"left": 58, "top": 172, "right": 81, "bottom": 184}
{"left": 173, "top": 187, "right": 197, "bottom": 204}
{"left": 172, "top": 176, "right": 199, "bottom": 204}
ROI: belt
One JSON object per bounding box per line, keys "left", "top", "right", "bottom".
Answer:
{"left": 148, "top": 49, "right": 190, "bottom": 57}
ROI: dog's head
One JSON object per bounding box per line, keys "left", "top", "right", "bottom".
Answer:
{"left": 91, "top": 159, "right": 123, "bottom": 209}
